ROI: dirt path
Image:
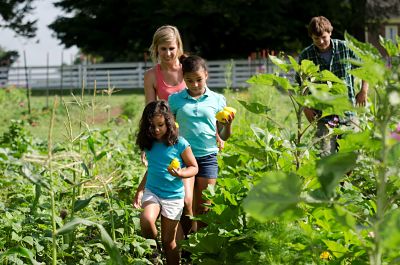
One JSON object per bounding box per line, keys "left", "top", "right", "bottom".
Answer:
{"left": 89, "top": 106, "right": 123, "bottom": 124}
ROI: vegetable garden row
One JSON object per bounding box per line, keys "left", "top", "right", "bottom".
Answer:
{"left": 1, "top": 35, "right": 399, "bottom": 264}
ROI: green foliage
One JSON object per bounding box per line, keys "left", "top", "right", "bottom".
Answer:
{"left": 0, "top": 47, "right": 19, "bottom": 67}
{"left": 242, "top": 33, "right": 400, "bottom": 265}
{"left": 337, "top": 130, "right": 381, "bottom": 153}
{"left": 380, "top": 209, "right": 400, "bottom": 258}
{"left": 56, "top": 218, "right": 123, "bottom": 264}
{"left": 379, "top": 35, "right": 400, "bottom": 57}
{"left": 1, "top": 33, "right": 400, "bottom": 264}
{"left": 122, "top": 96, "right": 145, "bottom": 121}
{"left": 0, "top": 93, "right": 151, "bottom": 264}
{"left": 0, "top": 86, "right": 25, "bottom": 104}
{"left": 316, "top": 152, "right": 357, "bottom": 198}
{"left": 237, "top": 100, "right": 272, "bottom": 115}
{"left": 0, "top": 0, "right": 37, "bottom": 37}
{"left": 0, "top": 246, "right": 40, "bottom": 265}
{"left": 73, "top": 194, "right": 103, "bottom": 213}
{"left": 48, "top": 0, "right": 381, "bottom": 61}
{"left": 0, "top": 120, "right": 32, "bottom": 158}
{"left": 243, "top": 171, "right": 303, "bottom": 221}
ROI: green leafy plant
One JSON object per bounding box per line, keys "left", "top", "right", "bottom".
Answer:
{"left": 242, "top": 33, "right": 400, "bottom": 264}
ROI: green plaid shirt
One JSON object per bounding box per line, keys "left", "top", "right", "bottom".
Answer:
{"left": 298, "top": 39, "right": 357, "bottom": 105}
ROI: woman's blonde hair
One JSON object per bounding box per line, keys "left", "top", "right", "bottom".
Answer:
{"left": 149, "top": 25, "right": 184, "bottom": 63}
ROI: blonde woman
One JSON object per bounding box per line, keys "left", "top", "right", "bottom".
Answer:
{"left": 144, "top": 25, "right": 186, "bottom": 103}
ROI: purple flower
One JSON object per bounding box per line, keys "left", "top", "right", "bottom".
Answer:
{"left": 327, "top": 116, "right": 339, "bottom": 128}
{"left": 390, "top": 123, "right": 400, "bottom": 141}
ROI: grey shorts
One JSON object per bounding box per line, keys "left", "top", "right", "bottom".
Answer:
{"left": 142, "top": 189, "right": 184, "bottom": 220}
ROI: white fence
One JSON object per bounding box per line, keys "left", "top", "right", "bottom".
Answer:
{"left": 0, "top": 59, "right": 279, "bottom": 90}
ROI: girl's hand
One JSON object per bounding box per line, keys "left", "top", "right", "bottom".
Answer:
{"left": 167, "top": 166, "right": 182, "bottom": 178}
{"left": 303, "top": 107, "right": 318, "bottom": 123}
{"left": 216, "top": 133, "right": 225, "bottom": 151}
{"left": 133, "top": 190, "right": 143, "bottom": 209}
{"left": 355, "top": 90, "right": 367, "bottom": 106}
{"left": 217, "top": 112, "right": 235, "bottom": 128}
{"left": 140, "top": 151, "right": 148, "bottom": 167}
{"left": 224, "top": 112, "right": 235, "bottom": 125}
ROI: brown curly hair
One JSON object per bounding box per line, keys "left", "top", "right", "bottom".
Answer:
{"left": 308, "top": 16, "right": 333, "bottom": 37}
{"left": 136, "top": 100, "right": 178, "bottom": 151}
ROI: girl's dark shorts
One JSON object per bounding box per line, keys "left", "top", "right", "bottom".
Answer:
{"left": 195, "top": 153, "right": 218, "bottom": 179}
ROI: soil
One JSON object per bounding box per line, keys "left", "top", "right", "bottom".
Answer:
{"left": 90, "top": 106, "right": 123, "bottom": 124}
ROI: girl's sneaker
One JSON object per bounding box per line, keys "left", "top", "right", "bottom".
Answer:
{"left": 151, "top": 247, "right": 162, "bottom": 265}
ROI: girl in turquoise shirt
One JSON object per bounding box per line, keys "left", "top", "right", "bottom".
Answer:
{"left": 133, "top": 100, "right": 198, "bottom": 264}
{"left": 169, "top": 55, "right": 235, "bottom": 230}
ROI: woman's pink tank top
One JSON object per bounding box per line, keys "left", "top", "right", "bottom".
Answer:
{"left": 155, "top": 64, "right": 186, "bottom": 101}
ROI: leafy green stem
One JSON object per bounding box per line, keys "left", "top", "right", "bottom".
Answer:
{"left": 48, "top": 96, "right": 58, "bottom": 265}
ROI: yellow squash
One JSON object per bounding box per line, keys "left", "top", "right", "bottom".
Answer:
{"left": 168, "top": 158, "right": 181, "bottom": 170}
{"left": 215, "top": 106, "right": 237, "bottom": 123}
{"left": 223, "top": 106, "right": 237, "bottom": 114}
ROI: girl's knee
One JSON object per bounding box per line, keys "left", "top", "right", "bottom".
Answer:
{"left": 162, "top": 238, "right": 177, "bottom": 251}
{"left": 140, "top": 217, "right": 151, "bottom": 226}
{"left": 140, "top": 216, "right": 156, "bottom": 231}
{"left": 140, "top": 220, "right": 158, "bottom": 239}
{"left": 184, "top": 196, "right": 193, "bottom": 208}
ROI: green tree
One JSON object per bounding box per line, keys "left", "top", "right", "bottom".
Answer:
{"left": 0, "top": 0, "right": 37, "bottom": 38}
{"left": 365, "top": 0, "right": 400, "bottom": 35}
{"left": 0, "top": 46, "right": 18, "bottom": 66}
{"left": 48, "top": 0, "right": 398, "bottom": 62}
{"left": 0, "top": 46, "right": 19, "bottom": 87}
{"left": 49, "top": 0, "right": 160, "bottom": 62}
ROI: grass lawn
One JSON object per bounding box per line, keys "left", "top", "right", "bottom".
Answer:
{"left": 1, "top": 85, "right": 295, "bottom": 144}
{"left": 0, "top": 87, "right": 145, "bottom": 142}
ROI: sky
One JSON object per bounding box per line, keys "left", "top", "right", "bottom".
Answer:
{"left": 0, "top": 0, "right": 78, "bottom": 67}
